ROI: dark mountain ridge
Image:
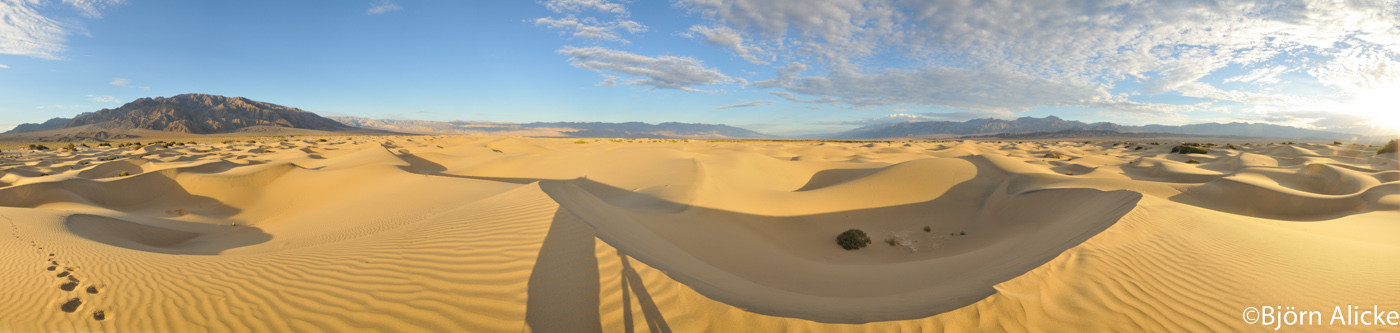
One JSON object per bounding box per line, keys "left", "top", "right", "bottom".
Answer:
{"left": 6, "top": 94, "right": 349, "bottom": 135}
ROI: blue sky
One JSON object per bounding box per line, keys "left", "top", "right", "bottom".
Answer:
{"left": 2, "top": 0, "right": 1398, "bottom": 136}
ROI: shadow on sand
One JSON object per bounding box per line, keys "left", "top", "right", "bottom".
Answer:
{"left": 525, "top": 208, "right": 670, "bottom": 333}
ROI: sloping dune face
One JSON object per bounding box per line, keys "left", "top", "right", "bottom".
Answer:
{"left": 0, "top": 137, "right": 1397, "bottom": 331}
{"left": 540, "top": 158, "right": 1141, "bottom": 322}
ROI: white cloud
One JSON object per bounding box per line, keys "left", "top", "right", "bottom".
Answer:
{"left": 534, "top": 0, "right": 643, "bottom": 44}
{"left": 109, "top": 77, "right": 129, "bottom": 86}
{"left": 766, "top": 65, "right": 1107, "bottom": 112}
{"left": 0, "top": 0, "right": 70, "bottom": 59}
{"left": 675, "top": 0, "right": 1400, "bottom": 120}
{"left": 0, "top": 64, "right": 8, "bottom": 68}
{"left": 1309, "top": 44, "right": 1400, "bottom": 93}
{"left": 86, "top": 94, "right": 118, "bottom": 103}
{"left": 557, "top": 46, "right": 732, "bottom": 92}
{"left": 715, "top": 100, "right": 774, "bottom": 110}
{"left": 63, "top": 0, "right": 122, "bottom": 19}
{"left": 534, "top": 15, "right": 645, "bottom": 43}
{"left": 1, "top": 0, "right": 125, "bottom": 59}
{"left": 684, "top": 25, "right": 771, "bottom": 65}
{"left": 367, "top": 0, "right": 401, "bottom": 15}
{"left": 1225, "top": 65, "right": 1291, "bottom": 85}
{"left": 542, "top": 0, "right": 626, "bottom": 15}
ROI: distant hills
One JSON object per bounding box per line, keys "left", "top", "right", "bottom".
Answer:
{"left": 5, "top": 94, "right": 1386, "bottom": 142}
{"left": 329, "top": 116, "right": 773, "bottom": 139}
{"left": 830, "top": 116, "right": 1364, "bottom": 140}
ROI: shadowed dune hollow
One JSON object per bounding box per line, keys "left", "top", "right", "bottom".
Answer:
{"left": 540, "top": 156, "right": 1142, "bottom": 323}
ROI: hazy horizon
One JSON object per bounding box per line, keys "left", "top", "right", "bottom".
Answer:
{"left": 3, "top": 0, "right": 1398, "bottom": 137}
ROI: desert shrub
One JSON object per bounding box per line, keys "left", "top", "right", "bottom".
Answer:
{"left": 1333, "top": 141, "right": 1344, "bottom": 145}
{"left": 97, "top": 143, "right": 111, "bottom": 147}
{"left": 836, "top": 229, "right": 872, "bottom": 250}
{"left": 62, "top": 143, "right": 76, "bottom": 151}
{"left": 29, "top": 144, "right": 50, "bottom": 151}
{"left": 1135, "top": 146, "right": 1144, "bottom": 150}
{"left": 574, "top": 140, "right": 587, "bottom": 144}
{"left": 1379, "top": 139, "right": 1398, "bottom": 155}
{"left": 1170, "top": 144, "right": 1208, "bottom": 154}
{"left": 118, "top": 171, "right": 129, "bottom": 177}
{"left": 1186, "top": 159, "right": 1201, "bottom": 164}
{"left": 318, "top": 139, "right": 328, "bottom": 142}
{"left": 884, "top": 237, "right": 900, "bottom": 246}
{"left": 1043, "top": 152, "right": 1063, "bottom": 159}
{"left": 923, "top": 226, "right": 931, "bottom": 232}
{"left": 1226, "top": 144, "right": 1238, "bottom": 150}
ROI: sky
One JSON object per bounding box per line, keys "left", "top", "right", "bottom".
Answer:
{"left": 1, "top": 0, "right": 1398, "bottom": 137}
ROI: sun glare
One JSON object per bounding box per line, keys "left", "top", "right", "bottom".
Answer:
{"left": 1343, "top": 83, "right": 1400, "bottom": 133}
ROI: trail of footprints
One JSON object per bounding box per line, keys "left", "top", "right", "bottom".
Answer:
{"left": 7, "top": 217, "right": 108, "bottom": 321}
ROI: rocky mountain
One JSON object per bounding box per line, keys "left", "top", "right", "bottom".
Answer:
{"left": 330, "top": 116, "right": 773, "bottom": 139}
{"left": 6, "top": 94, "right": 350, "bottom": 135}
{"left": 830, "top": 116, "right": 1353, "bottom": 140}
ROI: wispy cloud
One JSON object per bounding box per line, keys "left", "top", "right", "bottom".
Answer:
{"left": 534, "top": 16, "right": 645, "bottom": 43}
{"left": 715, "top": 100, "right": 774, "bottom": 110}
{"left": 367, "top": 0, "right": 401, "bottom": 15}
{"left": 0, "top": 64, "right": 8, "bottom": 69}
{"left": 675, "top": 0, "right": 1400, "bottom": 125}
{"left": 0, "top": 1, "right": 70, "bottom": 59}
{"left": 684, "top": 25, "right": 771, "bottom": 65}
{"left": 63, "top": 0, "right": 124, "bottom": 19}
{"left": 557, "top": 46, "right": 732, "bottom": 92}
{"left": 109, "top": 77, "right": 130, "bottom": 86}
{"left": 542, "top": 0, "right": 626, "bottom": 15}
{"left": 1, "top": 0, "right": 125, "bottom": 59}
{"left": 534, "top": 0, "right": 643, "bottom": 43}
{"left": 87, "top": 94, "right": 119, "bottom": 103}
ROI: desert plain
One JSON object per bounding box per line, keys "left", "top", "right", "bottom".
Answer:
{"left": 0, "top": 136, "right": 1397, "bottom": 332}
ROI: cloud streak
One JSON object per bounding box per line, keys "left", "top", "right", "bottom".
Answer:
{"left": 557, "top": 46, "right": 732, "bottom": 92}
{"left": 367, "top": 0, "right": 401, "bottom": 15}
{"left": 534, "top": 0, "right": 644, "bottom": 43}
{"left": 715, "top": 100, "right": 774, "bottom": 110}
{"left": 87, "top": 94, "right": 118, "bottom": 103}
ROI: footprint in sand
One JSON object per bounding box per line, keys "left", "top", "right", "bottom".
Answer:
{"left": 60, "top": 281, "right": 78, "bottom": 291}
{"left": 60, "top": 298, "right": 82, "bottom": 313}
{"left": 93, "top": 310, "right": 106, "bottom": 321}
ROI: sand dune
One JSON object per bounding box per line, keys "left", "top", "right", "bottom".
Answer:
{"left": 0, "top": 137, "right": 1397, "bottom": 331}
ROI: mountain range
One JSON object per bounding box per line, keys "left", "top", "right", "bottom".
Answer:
{"left": 5, "top": 94, "right": 1387, "bottom": 142}
{"left": 1, "top": 94, "right": 771, "bottom": 141}
{"left": 828, "top": 116, "right": 1371, "bottom": 140}
{"left": 329, "top": 116, "right": 771, "bottom": 139}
